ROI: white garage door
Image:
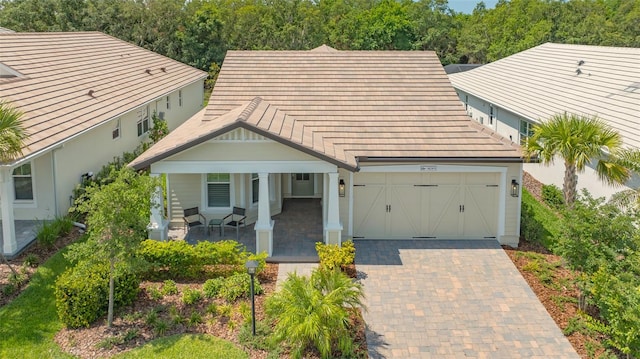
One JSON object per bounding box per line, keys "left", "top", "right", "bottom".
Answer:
{"left": 353, "top": 172, "right": 499, "bottom": 239}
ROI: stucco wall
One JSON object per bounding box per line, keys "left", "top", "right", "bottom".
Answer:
{"left": 456, "top": 90, "right": 522, "bottom": 144}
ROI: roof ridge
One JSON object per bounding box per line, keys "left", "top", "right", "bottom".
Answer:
{"left": 237, "top": 97, "right": 263, "bottom": 122}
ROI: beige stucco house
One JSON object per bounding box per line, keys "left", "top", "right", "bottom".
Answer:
{"left": 129, "top": 46, "right": 524, "bottom": 256}
{"left": 0, "top": 32, "right": 207, "bottom": 256}
{"left": 449, "top": 43, "right": 640, "bottom": 199}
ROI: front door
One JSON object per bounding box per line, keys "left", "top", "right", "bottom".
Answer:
{"left": 292, "top": 173, "right": 314, "bottom": 197}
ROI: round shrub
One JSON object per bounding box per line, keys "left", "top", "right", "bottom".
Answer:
{"left": 55, "top": 262, "right": 140, "bottom": 328}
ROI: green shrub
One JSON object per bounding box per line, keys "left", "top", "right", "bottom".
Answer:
{"left": 36, "top": 220, "right": 58, "bottom": 248}
{"left": 219, "top": 273, "right": 263, "bottom": 302}
{"left": 203, "top": 277, "right": 225, "bottom": 298}
{"left": 520, "top": 200, "right": 543, "bottom": 243}
{"left": 162, "top": 280, "right": 179, "bottom": 295}
{"left": 139, "top": 239, "right": 268, "bottom": 279}
{"left": 53, "top": 216, "right": 74, "bottom": 236}
{"left": 182, "top": 288, "right": 203, "bottom": 305}
{"left": 147, "top": 285, "right": 163, "bottom": 300}
{"left": 316, "top": 240, "right": 355, "bottom": 271}
{"left": 55, "top": 262, "right": 140, "bottom": 328}
{"left": 23, "top": 253, "right": 40, "bottom": 267}
{"left": 542, "top": 184, "right": 564, "bottom": 209}
{"left": 266, "top": 268, "right": 365, "bottom": 359}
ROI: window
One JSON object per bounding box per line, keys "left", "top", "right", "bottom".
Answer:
{"left": 295, "top": 173, "right": 310, "bottom": 181}
{"left": 112, "top": 118, "right": 120, "bottom": 140}
{"left": 489, "top": 105, "right": 495, "bottom": 125}
{"left": 166, "top": 96, "right": 170, "bottom": 110}
{"left": 13, "top": 163, "right": 33, "bottom": 200}
{"left": 251, "top": 173, "right": 259, "bottom": 203}
{"left": 178, "top": 90, "right": 183, "bottom": 107}
{"left": 464, "top": 95, "right": 469, "bottom": 111}
{"left": 137, "top": 105, "right": 150, "bottom": 136}
{"left": 207, "top": 173, "right": 230, "bottom": 208}
{"left": 519, "top": 119, "right": 534, "bottom": 144}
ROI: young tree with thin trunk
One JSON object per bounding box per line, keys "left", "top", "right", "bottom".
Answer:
{"left": 70, "top": 167, "right": 160, "bottom": 327}
{"left": 524, "top": 112, "right": 640, "bottom": 206}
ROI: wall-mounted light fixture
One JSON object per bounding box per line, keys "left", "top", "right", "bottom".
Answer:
{"left": 511, "top": 179, "right": 520, "bottom": 197}
{"left": 81, "top": 172, "right": 94, "bottom": 182}
{"left": 339, "top": 179, "right": 345, "bottom": 197}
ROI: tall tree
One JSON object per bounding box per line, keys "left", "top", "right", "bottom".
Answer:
{"left": 524, "top": 113, "right": 639, "bottom": 206}
{"left": 70, "top": 168, "right": 159, "bottom": 327}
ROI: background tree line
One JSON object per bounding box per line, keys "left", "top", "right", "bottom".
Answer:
{"left": 0, "top": 0, "right": 638, "bottom": 72}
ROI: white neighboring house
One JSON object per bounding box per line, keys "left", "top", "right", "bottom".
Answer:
{"left": 449, "top": 43, "right": 640, "bottom": 200}
{"left": 0, "top": 32, "right": 207, "bottom": 256}
{"left": 129, "top": 46, "right": 525, "bottom": 257}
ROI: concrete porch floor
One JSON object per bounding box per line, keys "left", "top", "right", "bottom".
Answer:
{"left": 1, "top": 220, "right": 41, "bottom": 258}
{"left": 175, "top": 198, "right": 323, "bottom": 262}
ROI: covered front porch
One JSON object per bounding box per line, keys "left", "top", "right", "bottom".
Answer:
{"left": 174, "top": 198, "right": 322, "bottom": 262}
{"left": 1, "top": 220, "right": 40, "bottom": 258}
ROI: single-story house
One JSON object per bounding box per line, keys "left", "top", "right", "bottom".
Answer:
{"left": 449, "top": 43, "right": 640, "bottom": 199}
{"left": 129, "top": 45, "right": 524, "bottom": 256}
{"left": 0, "top": 31, "right": 207, "bottom": 256}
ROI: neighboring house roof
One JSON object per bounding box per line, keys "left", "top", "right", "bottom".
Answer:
{"left": 443, "top": 63, "right": 483, "bottom": 74}
{"left": 0, "top": 32, "right": 207, "bottom": 164}
{"left": 130, "top": 47, "right": 522, "bottom": 171}
{"left": 449, "top": 42, "right": 640, "bottom": 149}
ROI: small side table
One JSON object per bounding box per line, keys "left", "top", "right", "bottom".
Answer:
{"left": 208, "top": 218, "right": 224, "bottom": 238}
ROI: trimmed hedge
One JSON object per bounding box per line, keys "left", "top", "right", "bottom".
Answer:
{"left": 138, "top": 239, "right": 267, "bottom": 279}
{"left": 203, "top": 273, "right": 263, "bottom": 302}
{"left": 55, "top": 262, "right": 140, "bottom": 328}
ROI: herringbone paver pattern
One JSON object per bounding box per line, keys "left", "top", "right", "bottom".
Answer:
{"left": 355, "top": 239, "right": 580, "bottom": 359}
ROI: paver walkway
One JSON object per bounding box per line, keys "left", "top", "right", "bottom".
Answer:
{"left": 354, "top": 239, "right": 580, "bottom": 359}
{"left": 275, "top": 262, "right": 317, "bottom": 288}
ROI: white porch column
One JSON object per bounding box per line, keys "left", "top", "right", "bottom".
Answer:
{"left": 0, "top": 167, "right": 17, "bottom": 255}
{"left": 254, "top": 172, "right": 273, "bottom": 256}
{"left": 325, "top": 172, "right": 343, "bottom": 245}
{"left": 147, "top": 173, "right": 168, "bottom": 241}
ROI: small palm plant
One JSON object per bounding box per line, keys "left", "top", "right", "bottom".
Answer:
{"left": 266, "top": 268, "right": 365, "bottom": 359}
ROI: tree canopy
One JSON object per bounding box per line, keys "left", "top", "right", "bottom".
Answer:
{"left": 1, "top": 0, "right": 637, "bottom": 71}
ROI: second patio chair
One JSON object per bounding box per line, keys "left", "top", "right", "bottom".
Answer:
{"left": 223, "top": 206, "right": 246, "bottom": 240}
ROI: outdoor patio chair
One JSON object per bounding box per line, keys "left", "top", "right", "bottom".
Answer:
{"left": 223, "top": 207, "right": 246, "bottom": 240}
{"left": 183, "top": 207, "right": 206, "bottom": 235}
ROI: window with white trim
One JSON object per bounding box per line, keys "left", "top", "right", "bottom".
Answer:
{"left": 251, "top": 173, "right": 259, "bottom": 203}
{"left": 520, "top": 119, "right": 534, "bottom": 144}
{"left": 137, "top": 105, "right": 150, "bottom": 136}
{"left": 13, "top": 163, "right": 33, "bottom": 200}
{"left": 464, "top": 94, "right": 469, "bottom": 111}
{"left": 112, "top": 118, "right": 120, "bottom": 140}
{"left": 166, "top": 95, "right": 170, "bottom": 110}
{"left": 178, "top": 90, "right": 183, "bottom": 107}
{"left": 207, "top": 173, "right": 230, "bottom": 208}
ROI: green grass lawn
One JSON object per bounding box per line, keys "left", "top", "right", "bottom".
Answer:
{"left": 0, "top": 248, "right": 250, "bottom": 359}
{"left": 114, "top": 334, "right": 248, "bottom": 359}
{"left": 522, "top": 188, "right": 563, "bottom": 249}
{"left": 0, "top": 248, "right": 74, "bottom": 358}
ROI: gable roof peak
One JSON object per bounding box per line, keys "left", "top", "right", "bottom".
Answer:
{"left": 239, "top": 97, "right": 263, "bottom": 122}
{"left": 310, "top": 44, "right": 338, "bottom": 52}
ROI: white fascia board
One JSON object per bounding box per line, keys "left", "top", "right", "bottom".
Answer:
{"left": 358, "top": 164, "right": 509, "bottom": 174}
{"left": 151, "top": 160, "right": 337, "bottom": 174}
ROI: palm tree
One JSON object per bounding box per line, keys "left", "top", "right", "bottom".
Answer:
{"left": 524, "top": 112, "right": 639, "bottom": 206}
{"left": 0, "top": 100, "right": 28, "bottom": 274}
{"left": 0, "top": 100, "right": 28, "bottom": 162}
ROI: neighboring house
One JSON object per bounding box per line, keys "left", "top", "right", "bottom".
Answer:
{"left": 449, "top": 43, "right": 640, "bottom": 199}
{"left": 0, "top": 32, "right": 207, "bottom": 256}
{"left": 129, "top": 45, "right": 524, "bottom": 256}
{"left": 443, "top": 63, "right": 483, "bottom": 74}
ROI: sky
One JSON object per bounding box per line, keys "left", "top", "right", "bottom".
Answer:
{"left": 447, "top": 0, "right": 500, "bottom": 14}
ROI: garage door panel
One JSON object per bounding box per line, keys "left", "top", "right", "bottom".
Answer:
{"left": 353, "top": 184, "right": 386, "bottom": 238}
{"left": 462, "top": 185, "right": 498, "bottom": 237}
{"left": 389, "top": 185, "right": 421, "bottom": 238}
{"left": 425, "top": 185, "right": 460, "bottom": 237}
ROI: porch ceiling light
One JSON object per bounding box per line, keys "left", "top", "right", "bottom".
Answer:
{"left": 511, "top": 179, "right": 520, "bottom": 198}
{"left": 339, "top": 179, "right": 346, "bottom": 197}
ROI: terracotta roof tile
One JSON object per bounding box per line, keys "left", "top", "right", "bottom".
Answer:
{"left": 0, "top": 32, "right": 207, "bottom": 162}
{"left": 130, "top": 49, "right": 522, "bottom": 170}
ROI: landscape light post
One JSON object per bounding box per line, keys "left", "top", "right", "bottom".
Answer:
{"left": 245, "top": 260, "right": 258, "bottom": 336}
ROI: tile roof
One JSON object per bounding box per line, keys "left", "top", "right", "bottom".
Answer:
{"left": 449, "top": 43, "right": 640, "bottom": 149}
{"left": 130, "top": 47, "right": 522, "bottom": 170}
{"left": 0, "top": 32, "right": 207, "bottom": 163}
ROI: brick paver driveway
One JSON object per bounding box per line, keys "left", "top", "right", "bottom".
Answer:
{"left": 354, "top": 239, "right": 579, "bottom": 359}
